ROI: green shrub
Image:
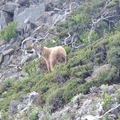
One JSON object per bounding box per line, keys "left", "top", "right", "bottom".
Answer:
{"left": 26, "top": 46, "right": 33, "bottom": 50}
{"left": 117, "top": 116, "right": 120, "bottom": 120}
{"left": 114, "top": 20, "right": 120, "bottom": 31}
{"left": 63, "top": 78, "right": 85, "bottom": 102}
{"left": 93, "top": 66, "right": 120, "bottom": 85}
{"left": 107, "top": 32, "right": 120, "bottom": 68}
{"left": 23, "top": 60, "right": 38, "bottom": 76}
{"left": 68, "top": 47, "right": 94, "bottom": 67}
{"left": 29, "top": 107, "right": 40, "bottom": 120}
{"left": 42, "top": 36, "right": 58, "bottom": 47}
{"left": 0, "top": 21, "right": 17, "bottom": 41}
{"left": 4, "top": 78, "right": 15, "bottom": 87}
{"left": 70, "top": 64, "right": 93, "bottom": 78}
{"left": 46, "top": 88, "right": 65, "bottom": 112}
{"left": 54, "top": 63, "right": 70, "bottom": 78}
{"left": 1, "top": 27, "right": 120, "bottom": 115}
{"left": 0, "top": 78, "right": 15, "bottom": 94}
{"left": 108, "top": 47, "right": 120, "bottom": 68}
{"left": 101, "top": 93, "right": 113, "bottom": 110}
{"left": 1, "top": 111, "right": 9, "bottom": 120}
{"left": 64, "top": 46, "right": 71, "bottom": 55}
{"left": 77, "top": 80, "right": 99, "bottom": 94}
{"left": 108, "top": 32, "right": 120, "bottom": 47}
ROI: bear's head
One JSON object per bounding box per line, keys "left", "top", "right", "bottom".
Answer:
{"left": 33, "top": 43, "right": 44, "bottom": 56}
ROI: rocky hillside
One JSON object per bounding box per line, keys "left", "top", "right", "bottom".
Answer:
{"left": 0, "top": 0, "right": 120, "bottom": 120}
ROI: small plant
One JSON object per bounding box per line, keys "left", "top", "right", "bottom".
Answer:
{"left": 101, "top": 115, "right": 110, "bottom": 120}
{"left": 29, "top": 107, "right": 41, "bottom": 120}
{"left": 26, "top": 46, "right": 33, "bottom": 50}
{"left": 101, "top": 93, "right": 112, "bottom": 110}
{"left": 1, "top": 111, "right": 9, "bottom": 120}
{"left": 107, "top": 32, "right": 120, "bottom": 68}
{"left": 4, "top": 78, "right": 15, "bottom": 87}
{"left": 0, "top": 78, "right": 15, "bottom": 95}
{"left": 23, "top": 60, "right": 38, "bottom": 76}
{"left": 46, "top": 88, "right": 65, "bottom": 112}
{"left": 64, "top": 46, "right": 71, "bottom": 55}
{"left": 0, "top": 21, "right": 17, "bottom": 41}
{"left": 117, "top": 116, "right": 120, "bottom": 120}
{"left": 114, "top": 20, "right": 120, "bottom": 31}
{"left": 108, "top": 47, "right": 120, "bottom": 68}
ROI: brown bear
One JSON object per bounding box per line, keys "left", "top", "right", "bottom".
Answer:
{"left": 34, "top": 44, "right": 67, "bottom": 71}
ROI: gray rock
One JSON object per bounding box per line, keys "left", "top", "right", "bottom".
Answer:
{"left": 2, "top": 55, "right": 10, "bottom": 65}
{"left": 2, "top": 48, "right": 14, "bottom": 56}
{"left": 2, "top": 2, "right": 18, "bottom": 14}
{"left": 85, "top": 64, "right": 111, "bottom": 82}
{"left": 45, "top": 2, "right": 54, "bottom": 11}
{"left": 24, "top": 21, "right": 38, "bottom": 33}
{"left": 0, "top": 0, "right": 5, "bottom": 6}
{"left": 92, "top": 64, "right": 111, "bottom": 78}
{"left": 90, "top": 86, "right": 101, "bottom": 95}
{"left": 14, "top": 4, "right": 45, "bottom": 29}
{"left": 0, "top": 67, "right": 20, "bottom": 81}
{"left": 8, "top": 100, "right": 21, "bottom": 115}
{"left": 21, "top": 51, "right": 37, "bottom": 65}
{"left": 0, "top": 73, "right": 3, "bottom": 79}
{"left": 8, "top": 71, "right": 27, "bottom": 80}
{"left": 17, "top": 91, "right": 39, "bottom": 113}
{"left": 81, "top": 115, "right": 100, "bottom": 120}
{"left": 0, "top": 118, "right": 4, "bottom": 120}
{"left": 9, "top": 38, "right": 22, "bottom": 51}
{"left": 0, "top": 11, "right": 12, "bottom": 29}
{"left": 0, "top": 53, "right": 3, "bottom": 64}
{"left": 15, "top": 0, "right": 30, "bottom": 6}
{"left": 14, "top": 6, "right": 26, "bottom": 17}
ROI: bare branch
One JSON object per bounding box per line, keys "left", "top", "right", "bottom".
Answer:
{"left": 87, "top": 0, "right": 120, "bottom": 43}
{"left": 21, "top": 1, "right": 80, "bottom": 54}
{"left": 63, "top": 33, "right": 71, "bottom": 45}
{"left": 99, "top": 104, "right": 120, "bottom": 119}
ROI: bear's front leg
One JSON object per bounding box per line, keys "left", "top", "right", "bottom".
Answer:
{"left": 49, "top": 59, "right": 54, "bottom": 72}
{"left": 45, "top": 59, "right": 50, "bottom": 71}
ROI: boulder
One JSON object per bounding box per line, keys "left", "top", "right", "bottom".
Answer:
{"left": 8, "top": 71, "right": 27, "bottom": 80}
{"left": 15, "top": 0, "right": 30, "bottom": 7}
{"left": 17, "top": 91, "right": 39, "bottom": 112}
{"left": 85, "top": 64, "right": 111, "bottom": 82}
{"left": 45, "top": 2, "right": 54, "bottom": 11}
{"left": 8, "top": 100, "right": 21, "bottom": 115}
{"left": 2, "top": 2, "right": 18, "bottom": 14}
{"left": 0, "top": 11, "right": 12, "bottom": 29}
{"left": 9, "top": 37, "right": 22, "bottom": 50}
{"left": 2, "top": 48, "right": 14, "bottom": 56}
{"left": 2, "top": 55, "right": 10, "bottom": 66}
{"left": 0, "top": 0, "right": 5, "bottom": 6}
{"left": 21, "top": 50, "right": 37, "bottom": 65}
{"left": 8, "top": 92, "right": 39, "bottom": 116}
{"left": 14, "top": 4, "right": 45, "bottom": 29}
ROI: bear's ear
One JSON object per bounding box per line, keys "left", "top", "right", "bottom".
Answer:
{"left": 33, "top": 43, "right": 37, "bottom": 49}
